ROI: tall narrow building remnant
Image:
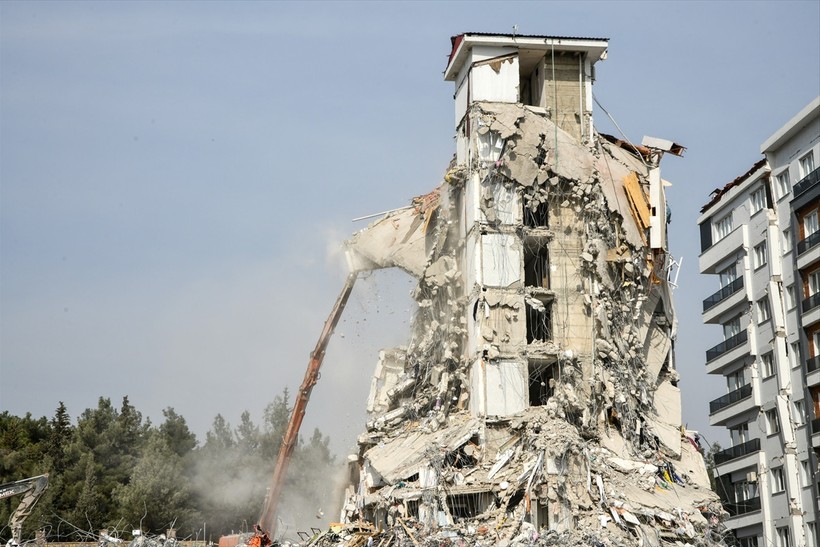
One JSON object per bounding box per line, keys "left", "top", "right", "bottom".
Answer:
{"left": 342, "top": 33, "right": 725, "bottom": 546}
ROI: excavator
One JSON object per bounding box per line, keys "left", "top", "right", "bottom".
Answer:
{"left": 218, "top": 188, "right": 434, "bottom": 547}
{"left": 219, "top": 273, "right": 358, "bottom": 547}
{"left": 0, "top": 474, "right": 48, "bottom": 547}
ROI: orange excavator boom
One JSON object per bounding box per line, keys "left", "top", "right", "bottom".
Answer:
{"left": 259, "top": 272, "right": 358, "bottom": 535}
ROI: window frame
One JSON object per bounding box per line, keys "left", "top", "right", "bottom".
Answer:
{"left": 776, "top": 170, "right": 790, "bottom": 199}
{"left": 723, "top": 316, "right": 741, "bottom": 340}
{"left": 799, "top": 151, "right": 816, "bottom": 179}
{"left": 714, "top": 213, "right": 733, "bottom": 242}
{"left": 761, "top": 352, "right": 775, "bottom": 378}
{"left": 756, "top": 297, "right": 771, "bottom": 323}
{"left": 771, "top": 466, "right": 786, "bottom": 493}
{"left": 764, "top": 408, "right": 780, "bottom": 435}
{"left": 750, "top": 186, "right": 766, "bottom": 214}
{"left": 804, "top": 209, "right": 819, "bottom": 238}
{"left": 753, "top": 241, "right": 768, "bottom": 270}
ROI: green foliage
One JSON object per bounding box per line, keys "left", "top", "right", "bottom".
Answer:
{"left": 0, "top": 390, "right": 339, "bottom": 543}
{"left": 114, "top": 432, "right": 193, "bottom": 532}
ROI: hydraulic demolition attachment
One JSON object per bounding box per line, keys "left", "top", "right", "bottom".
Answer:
{"left": 0, "top": 474, "right": 48, "bottom": 547}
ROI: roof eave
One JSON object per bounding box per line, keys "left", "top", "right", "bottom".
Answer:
{"left": 444, "top": 33, "right": 609, "bottom": 81}
{"left": 760, "top": 96, "right": 820, "bottom": 154}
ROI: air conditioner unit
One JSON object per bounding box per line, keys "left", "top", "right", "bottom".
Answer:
{"left": 746, "top": 471, "right": 758, "bottom": 483}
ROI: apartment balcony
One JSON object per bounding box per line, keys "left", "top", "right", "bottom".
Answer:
{"left": 714, "top": 438, "right": 761, "bottom": 465}
{"left": 709, "top": 382, "right": 760, "bottom": 427}
{"left": 812, "top": 417, "right": 820, "bottom": 448}
{"left": 702, "top": 277, "right": 746, "bottom": 324}
{"left": 723, "top": 496, "right": 761, "bottom": 518}
{"left": 793, "top": 166, "right": 820, "bottom": 198}
{"left": 807, "top": 356, "right": 820, "bottom": 387}
{"left": 705, "top": 330, "right": 750, "bottom": 375}
{"left": 802, "top": 293, "right": 820, "bottom": 327}
{"left": 796, "top": 230, "right": 820, "bottom": 270}
{"left": 699, "top": 225, "right": 745, "bottom": 275}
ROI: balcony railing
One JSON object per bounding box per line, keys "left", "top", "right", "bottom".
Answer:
{"left": 722, "top": 496, "right": 761, "bottom": 517}
{"left": 793, "top": 166, "right": 820, "bottom": 198}
{"left": 808, "top": 355, "right": 820, "bottom": 373}
{"left": 706, "top": 330, "right": 748, "bottom": 362}
{"left": 703, "top": 277, "right": 744, "bottom": 312}
{"left": 709, "top": 383, "right": 753, "bottom": 413}
{"left": 802, "top": 292, "right": 820, "bottom": 313}
{"left": 714, "top": 438, "right": 760, "bottom": 465}
{"left": 797, "top": 230, "right": 820, "bottom": 255}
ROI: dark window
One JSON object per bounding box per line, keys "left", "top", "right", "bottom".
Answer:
{"left": 528, "top": 361, "right": 555, "bottom": 406}
{"left": 526, "top": 301, "right": 552, "bottom": 343}
{"left": 524, "top": 244, "right": 550, "bottom": 288}
{"left": 700, "top": 221, "right": 713, "bottom": 252}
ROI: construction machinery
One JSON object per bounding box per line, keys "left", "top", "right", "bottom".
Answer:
{"left": 219, "top": 273, "right": 358, "bottom": 547}
{"left": 0, "top": 474, "right": 48, "bottom": 547}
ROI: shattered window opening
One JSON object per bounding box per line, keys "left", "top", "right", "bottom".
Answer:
{"left": 526, "top": 301, "right": 552, "bottom": 344}
{"left": 523, "top": 200, "right": 550, "bottom": 227}
{"left": 446, "top": 491, "right": 495, "bottom": 520}
{"left": 524, "top": 240, "right": 550, "bottom": 289}
{"left": 406, "top": 500, "right": 419, "bottom": 519}
{"left": 528, "top": 360, "right": 556, "bottom": 406}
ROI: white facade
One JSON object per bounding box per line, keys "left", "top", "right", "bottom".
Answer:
{"left": 698, "top": 96, "right": 820, "bottom": 547}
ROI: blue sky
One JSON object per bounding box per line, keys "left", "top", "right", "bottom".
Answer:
{"left": 2, "top": 0, "right": 819, "bottom": 455}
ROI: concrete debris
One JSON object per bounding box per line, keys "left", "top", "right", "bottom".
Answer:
{"left": 325, "top": 33, "right": 728, "bottom": 547}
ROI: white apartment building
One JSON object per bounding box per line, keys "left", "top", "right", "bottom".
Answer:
{"left": 698, "top": 96, "right": 820, "bottom": 547}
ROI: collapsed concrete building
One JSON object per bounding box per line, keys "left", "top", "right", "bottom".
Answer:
{"left": 338, "top": 33, "right": 727, "bottom": 546}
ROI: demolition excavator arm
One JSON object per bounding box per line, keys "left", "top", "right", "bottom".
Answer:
{"left": 0, "top": 474, "right": 48, "bottom": 546}
{"left": 255, "top": 272, "right": 358, "bottom": 537}
{"left": 218, "top": 272, "right": 358, "bottom": 547}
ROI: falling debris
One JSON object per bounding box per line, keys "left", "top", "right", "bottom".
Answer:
{"left": 333, "top": 33, "right": 728, "bottom": 546}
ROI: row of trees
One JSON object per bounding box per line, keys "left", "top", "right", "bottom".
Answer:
{"left": 0, "top": 392, "right": 340, "bottom": 543}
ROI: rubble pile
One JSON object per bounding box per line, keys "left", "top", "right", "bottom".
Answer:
{"left": 336, "top": 101, "right": 729, "bottom": 546}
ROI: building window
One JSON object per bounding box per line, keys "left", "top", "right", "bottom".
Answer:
{"left": 756, "top": 297, "right": 771, "bottom": 323}
{"left": 733, "top": 479, "right": 758, "bottom": 503}
{"left": 523, "top": 241, "right": 550, "bottom": 289}
{"left": 727, "top": 369, "right": 745, "bottom": 391}
{"left": 526, "top": 301, "right": 552, "bottom": 344}
{"left": 776, "top": 526, "right": 792, "bottom": 547}
{"left": 793, "top": 400, "right": 805, "bottom": 425}
{"left": 783, "top": 228, "right": 792, "bottom": 253}
{"left": 750, "top": 186, "right": 766, "bottom": 214}
{"left": 799, "top": 151, "right": 816, "bottom": 179}
{"left": 776, "top": 171, "right": 790, "bottom": 199}
{"left": 714, "top": 214, "right": 733, "bottom": 241}
{"left": 765, "top": 408, "right": 780, "bottom": 435}
{"left": 789, "top": 342, "right": 801, "bottom": 369}
{"left": 813, "top": 330, "right": 820, "bottom": 357}
{"left": 804, "top": 210, "right": 819, "bottom": 238}
{"left": 761, "top": 352, "right": 775, "bottom": 377}
{"left": 808, "top": 269, "right": 820, "bottom": 297}
{"left": 723, "top": 316, "right": 741, "bottom": 339}
{"left": 786, "top": 285, "right": 796, "bottom": 309}
{"left": 528, "top": 360, "right": 555, "bottom": 406}
{"left": 730, "top": 422, "right": 748, "bottom": 445}
{"left": 718, "top": 263, "right": 737, "bottom": 288}
{"left": 800, "top": 460, "right": 811, "bottom": 486}
{"left": 738, "top": 537, "right": 759, "bottom": 547}
{"left": 753, "top": 241, "right": 767, "bottom": 269}
{"left": 771, "top": 467, "right": 786, "bottom": 493}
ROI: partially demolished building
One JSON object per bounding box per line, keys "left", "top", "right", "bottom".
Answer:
{"left": 340, "top": 33, "right": 726, "bottom": 546}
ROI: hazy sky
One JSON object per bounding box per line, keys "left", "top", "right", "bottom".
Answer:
{"left": 2, "top": 0, "right": 819, "bottom": 456}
